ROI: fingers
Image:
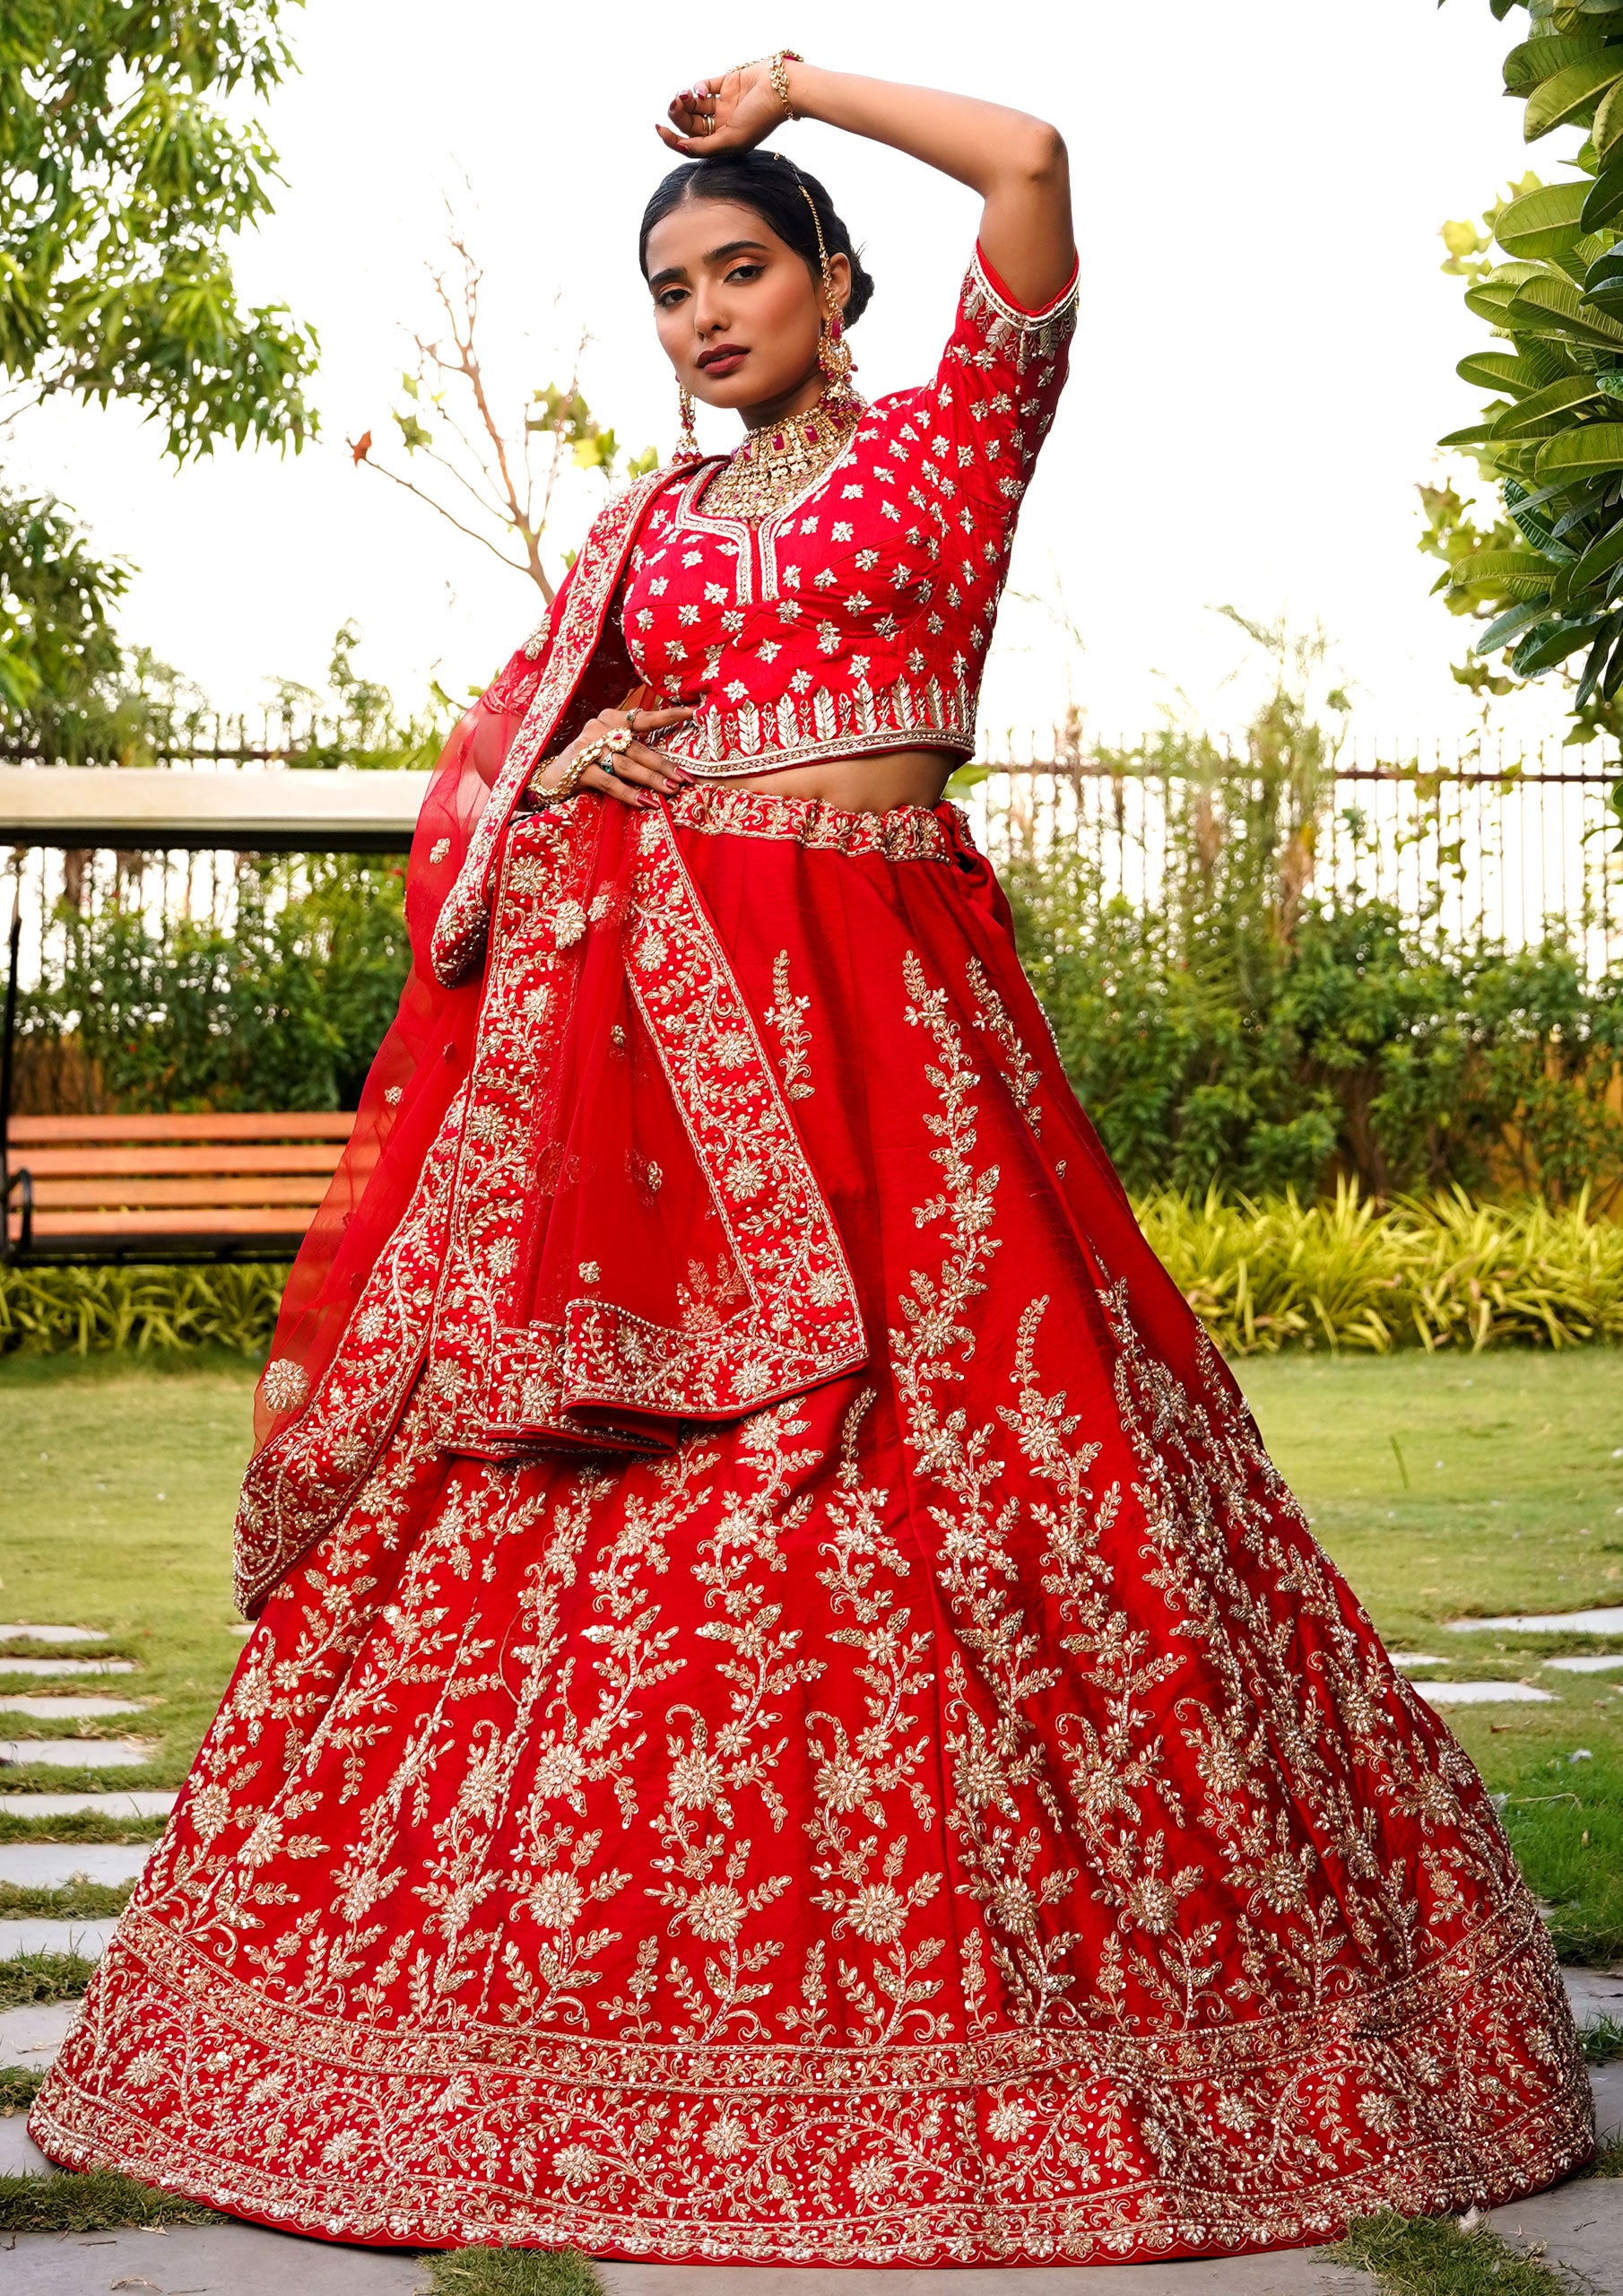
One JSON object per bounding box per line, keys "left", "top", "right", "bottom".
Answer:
{"left": 581, "top": 759, "right": 690, "bottom": 809}
{"left": 617, "top": 705, "right": 694, "bottom": 730}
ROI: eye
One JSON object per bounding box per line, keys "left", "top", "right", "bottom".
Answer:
{"left": 725, "top": 262, "right": 765, "bottom": 285}
{"left": 655, "top": 286, "right": 689, "bottom": 312}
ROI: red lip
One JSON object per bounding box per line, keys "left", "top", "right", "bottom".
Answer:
{"left": 698, "top": 344, "right": 747, "bottom": 372}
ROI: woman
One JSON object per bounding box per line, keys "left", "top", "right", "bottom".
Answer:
{"left": 33, "top": 54, "right": 1591, "bottom": 2266}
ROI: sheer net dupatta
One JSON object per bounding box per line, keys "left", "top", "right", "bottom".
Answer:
{"left": 424, "top": 794, "right": 867, "bottom": 1460}
{"left": 235, "top": 470, "right": 683, "bottom": 1613}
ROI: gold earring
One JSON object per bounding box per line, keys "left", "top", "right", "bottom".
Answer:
{"left": 674, "top": 383, "right": 699, "bottom": 462}
{"left": 819, "top": 309, "right": 855, "bottom": 395}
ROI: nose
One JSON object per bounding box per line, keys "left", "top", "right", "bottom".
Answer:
{"left": 690, "top": 283, "right": 729, "bottom": 341}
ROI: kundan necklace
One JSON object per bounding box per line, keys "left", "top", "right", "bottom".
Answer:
{"left": 700, "top": 388, "right": 866, "bottom": 523}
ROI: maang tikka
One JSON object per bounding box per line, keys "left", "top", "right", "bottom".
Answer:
{"left": 795, "top": 177, "right": 858, "bottom": 403}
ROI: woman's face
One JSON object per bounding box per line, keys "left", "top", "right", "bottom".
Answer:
{"left": 645, "top": 196, "right": 850, "bottom": 421}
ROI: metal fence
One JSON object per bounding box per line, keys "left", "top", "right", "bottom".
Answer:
{"left": 959, "top": 732, "right": 1622, "bottom": 979}
{"left": 5, "top": 732, "right": 1622, "bottom": 997}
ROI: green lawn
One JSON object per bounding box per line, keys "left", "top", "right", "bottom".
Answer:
{"left": 1, "top": 1346, "right": 1620, "bottom": 1946}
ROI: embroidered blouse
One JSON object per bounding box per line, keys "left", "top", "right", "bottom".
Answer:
{"left": 617, "top": 244, "right": 1078, "bottom": 778}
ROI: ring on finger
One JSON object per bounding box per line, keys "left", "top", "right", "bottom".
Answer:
{"left": 604, "top": 726, "right": 634, "bottom": 756}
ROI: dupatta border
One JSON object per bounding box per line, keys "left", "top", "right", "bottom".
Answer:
{"left": 430, "top": 463, "right": 691, "bottom": 989}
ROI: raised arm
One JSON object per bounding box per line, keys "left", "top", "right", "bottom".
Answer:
{"left": 658, "top": 57, "right": 1074, "bottom": 313}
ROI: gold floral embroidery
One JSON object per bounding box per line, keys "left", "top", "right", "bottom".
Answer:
{"left": 765, "top": 951, "right": 813, "bottom": 1101}
{"left": 967, "top": 953, "right": 1042, "bottom": 1133}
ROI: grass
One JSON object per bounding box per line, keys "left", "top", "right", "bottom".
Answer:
{"left": 1239, "top": 1349, "right": 1623, "bottom": 1961}
{"left": 0, "top": 1879, "right": 133, "bottom": 1918}
{"left": 0, "top": 2170, "right": 221, "bottom": 2231}
{"left": 0, "top": 1810, "right": 166, "bottom": 1846}
{"left": 0, "top": 1350, "right": 256, "bottom": 1791}
{"left": 0, "top": 1952, "right": 100, "bottom": 2007}
{"left": 423, "top": 2254, "right": 603, "bottom": 2296}
{"left": 1332, "top": 2209, "right": 1579, "bottom": 2293}
{"left": 0, "top": 2068, "right": 42, "bottom": 2115}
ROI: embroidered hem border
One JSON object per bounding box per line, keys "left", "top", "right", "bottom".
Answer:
{"left": 30, "top": 1901, "right": 1591, "bottom": 2262}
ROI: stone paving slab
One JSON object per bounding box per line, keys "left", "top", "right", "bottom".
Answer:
{"left": 1489, "top": 2180, "right": 1623, "bottom": 2292}
{"left": 0, "top": 1743, "right": 152, "bottom": 1770}
{"left": 0, "top": 1919, "right": 120, "bottom": 1961}
{"left": 0, "top": 1844, "right": 151, "bottom": 1888}
{"left": 598, "top": 2262, "right": 1371, "bottom": 2296}
{"left": 0, "top": 1997, "right": 82, "bottom": 2068}
{"left": 0, "top": 1700, "right": 143, "bottom": 1720}
{"left": 0, "top": 1661, "right": 133, "bottom": 1678}
{"left": 0, "top": 1629, "right": 105, "bottom": 1647}
{"left": 2, "top": 2222, "right": 431, "bottom": 2292}
{"left": 0, "top": 1793, "right": 175, "bottom": 1819}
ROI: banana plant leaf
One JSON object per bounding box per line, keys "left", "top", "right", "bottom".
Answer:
{"left": 1497, "top": 179, "right": 1590, "bottom": 257}
{"left": 1525, "top": 54, "right": 1623, "bottom": 140}
{"left": 1536, "top": 419, "right": 1623, "bottom": 477}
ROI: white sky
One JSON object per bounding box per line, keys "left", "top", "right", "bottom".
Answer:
{"left": 4, "top": 0, "right": 1581, "bottom": 753}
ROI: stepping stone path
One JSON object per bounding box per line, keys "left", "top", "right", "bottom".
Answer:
{"left": 1416, "top": 1680, "right": 1557, "bottom": 1705}
{"left": 1548, "top": 1653, "right": 1623, "bottom": 1673}
{"left": 0, "top": 1790, "right": 174, "bottom": 1818}
{"left": 0, "top": 1627, "right": 105, "bottom": 1645}
{"left": 0, "top": 1917, "right": 120, "bottom": 1960}
{"left": 0, "top": 1697, "right": 143, "bottom": 1718}
{"left": 0, "top": 1658, "right": 134, "bottom": 1675}
{"left": 1449, "top": 1605, "right": 1623, "bottom": 1635}
{"left": 0, "top": 1842, "right": 152, "bottom": 1887}
{"left": 0, "top": 1739, "right": 152, "bottom": 1768}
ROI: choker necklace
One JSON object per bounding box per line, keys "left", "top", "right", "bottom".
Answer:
{"left": 700, "top": 388, "right": 866, "bottom": 523}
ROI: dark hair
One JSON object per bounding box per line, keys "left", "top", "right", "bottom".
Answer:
{"left": 638, "top": 152, "right": 875, "bottom": 326}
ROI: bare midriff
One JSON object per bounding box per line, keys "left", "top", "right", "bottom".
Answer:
{"left": 720, "top": 748, "right": 958, "bottom": 812}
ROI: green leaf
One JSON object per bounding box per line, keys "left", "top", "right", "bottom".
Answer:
{"left": 1505, "top": 33, "right": 1610, "bottom": 92}
{"left": 1512, "top": 613, "right": 1601, "bottom": 673}
{"left": 392, "top": 412, "right": 432, "bottom": 452}
{"left": 1476, "top": 599, "right": 1557, "bottom": 652}
{"left": 1569, "top": 513, "right": 1623, "bottom": 588}
{"left": 1456, "top": 350, "right": 1558, "bottom": 396}
{"left": 1525, "top": 54, "right": 1623, "bottom": 140}
{"left": 1508, "top": 274, "right": 1623, "bottom": 344}
{"left": 1438, "top": 422, "right": 1505, "bottom": 448}
{"left": 1497, "top": 180, "right": 1589, "bottom": 258}
{"left": 1449, "top": 550, "right": 1559, "bottom": 597}
{"left": 1535, "top": 418, "right": 1623, "bottom": 477}
{"left": 1583, "top": 156, "right": 1623, "bottom": 230}
{"left": 1598, "top": 73, "right": 1623, "bottom": 158}
{"left": 1492, "top": 372, "right": 1604, "bottom": 433}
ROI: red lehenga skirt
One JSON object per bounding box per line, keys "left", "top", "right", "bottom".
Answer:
{"left": 32, "top": 786, "right": 1591, "bottom": 2264}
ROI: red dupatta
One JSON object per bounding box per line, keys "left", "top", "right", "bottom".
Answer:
{"left": 232, "top": 463, "right": 867, "bottom": 1613}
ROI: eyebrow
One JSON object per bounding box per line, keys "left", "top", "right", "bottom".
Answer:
{"left": 647, "top": 239, "right": 772, "bottom": 293}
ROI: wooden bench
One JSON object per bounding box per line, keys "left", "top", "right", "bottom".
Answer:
{"left": 1, "top": 1111, "right": 355, "bottom": 1265}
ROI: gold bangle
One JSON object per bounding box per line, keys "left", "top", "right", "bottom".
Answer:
{"left": 769, "top": 49, "right": 803, "bottom": 121}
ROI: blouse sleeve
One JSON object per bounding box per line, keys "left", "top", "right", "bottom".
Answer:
{"left": 926, "top": 243, "right": 1079, "bottom": 521}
